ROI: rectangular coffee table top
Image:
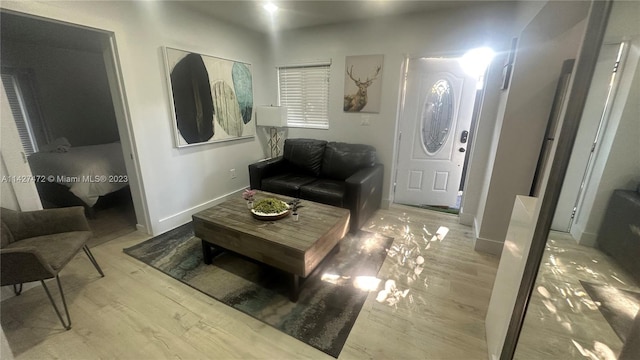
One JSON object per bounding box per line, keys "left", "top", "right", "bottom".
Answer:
{"left": 193, "top": 191, "right": 350, "bottom": 277}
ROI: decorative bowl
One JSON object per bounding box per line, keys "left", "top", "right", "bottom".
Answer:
{"left": 250, "top": 198, "right": 291, "bottom": 221}
{"left": 250, "top": 209, "right": 291, "bottom": 221}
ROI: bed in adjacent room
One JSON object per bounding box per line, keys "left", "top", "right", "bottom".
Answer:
{"left": 28, "top": 141, "right": 129, "bottom": 212}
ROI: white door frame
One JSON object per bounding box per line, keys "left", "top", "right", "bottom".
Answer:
{"left": 552, "top": 42, "right": 627, "bottom": 233}
{"left": 101, "top": 33, "right": 151, "bottom": 234}
{"left": 2, "top": 10, "right": 151, "bottom": 233}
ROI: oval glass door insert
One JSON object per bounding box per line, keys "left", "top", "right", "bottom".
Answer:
{"left": 421, "top": 79, "right": 454, "bottom": 155}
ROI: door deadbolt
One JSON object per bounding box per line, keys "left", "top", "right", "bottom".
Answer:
{"left": 460, "top": 130, "right": 469, "bottom": 144}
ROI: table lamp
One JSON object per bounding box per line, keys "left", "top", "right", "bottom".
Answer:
{"left": 256, "top": 105, "right": 288, "bottom": 158}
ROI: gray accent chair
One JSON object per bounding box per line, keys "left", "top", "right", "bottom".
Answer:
{"left": 1, "top": 206, "right": 104, "bottom": 330}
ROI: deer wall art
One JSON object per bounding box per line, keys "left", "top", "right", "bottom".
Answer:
{"left": 343, "top": 55, "right": 384, "bottom": 113}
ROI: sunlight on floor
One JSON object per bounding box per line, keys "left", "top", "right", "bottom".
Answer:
{"left": 353, "top": 276, "right": 382, "bottom": 292}
{"left": 364, "top": 211, "right": 453, "bottom": 308}
{"left": 321, "top": 213, "right": 460, "bottom": 308}
{"left": 516, "top": 232, "right": 640, "bottom": 359}
{"left": 572, "top": 339, "right": 616, "bottom": 360}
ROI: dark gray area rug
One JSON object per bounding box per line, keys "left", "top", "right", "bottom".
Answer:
{"left": 123, "top": 222, "right": 393, "bottom": 358}
{"left": 580, "top": 280, "right": 640, "bottom": 342}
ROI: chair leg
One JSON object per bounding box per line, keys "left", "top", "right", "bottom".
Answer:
{"left": 83, "top": 245, "right": 104, "bottom": 277}
{"left": 41, "top": 276, "right": 71, "bottom": 330}
{"left": 13, "top": 283, "right": 22, "bottom": 296}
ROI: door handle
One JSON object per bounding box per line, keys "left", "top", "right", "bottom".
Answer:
{"left": 460, "top": 130, "right": 469, "bottom": 143}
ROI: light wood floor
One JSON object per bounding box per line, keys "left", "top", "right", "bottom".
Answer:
{"left": 1, "top": 204, "right": 499, "bottom": 359}
{"left": 514, "top": 231, "right": 640, "bottom": 359}
{"left": 86, "top": 195, "right": 137, "bottom": 248}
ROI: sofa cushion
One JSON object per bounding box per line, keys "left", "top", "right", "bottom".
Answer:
{"left": 321, "top": 142, "right": 377, "bottom": 180}
{"left": 282, "top": 139, "right": 327, "bottom": 176}
{"left": 261, "top": 173, "right": 317, "bottom": 198}
{"left": 300, "top": 179, "right": 347, "bottom": 208}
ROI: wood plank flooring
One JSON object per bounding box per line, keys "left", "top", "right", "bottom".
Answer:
{"left": 1, "top": 204, "right": 499, "bottom": 359}
{"left": 514, "top": 231, "right": 640, "bottom": 359}
{"left": 86, "top": 198, "right": 137, "bottom": 248}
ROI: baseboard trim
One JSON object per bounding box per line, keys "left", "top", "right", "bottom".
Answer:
{"left": 473, "top": 217, "right": 481, "bottom": 239}
{"left": 459, "top": 212, "right": 474, "bottom": 226}
{"left": 381, "top": 198, "right": 391, "bottom": 209}
{"left": 577, "top": 231, "right": 598, "bottom": 247}
{"left": 155, "top": 188, "right": 245, "bottom": 235}
{"left": 135, "top": 224, "right": 148, "bottom": 234}
{"left": 474, "top": 236, "right": 503, "bottom": 256}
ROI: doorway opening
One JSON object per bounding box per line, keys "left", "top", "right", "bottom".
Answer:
{"left": 393, "top": 48, "right": 494, "bottom": 214}
{"left": 0, "top": 11, "right": 147, "bottom": 244}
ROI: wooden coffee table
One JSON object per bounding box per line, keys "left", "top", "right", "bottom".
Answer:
{"left": 192, "top": 191, "right": 350, "bottom": 301}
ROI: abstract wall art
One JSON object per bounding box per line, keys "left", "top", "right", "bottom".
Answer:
{"left": 343, "top": 54, "right": 384, "bottom": 113}
{"left": 164, "top": 47, "right": 255, "bottom": 147}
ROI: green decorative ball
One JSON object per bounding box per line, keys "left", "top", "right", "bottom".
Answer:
{"left": 252, "top": 198, "right": 288, "bottom": 214}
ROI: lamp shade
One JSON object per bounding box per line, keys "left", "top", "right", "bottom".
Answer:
{"left": 256, "top": 106, "right": 288, "bottom": 127}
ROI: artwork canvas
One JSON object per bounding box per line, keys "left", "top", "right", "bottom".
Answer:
{"left": 164, "top": 47, "right": 255, "bottom": 147}
{"left": 343, "top": 54, "right": 384, "bottom": 113}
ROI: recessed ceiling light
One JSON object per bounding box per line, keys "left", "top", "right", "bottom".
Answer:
{"left": 263, "top": 3, "right": 278, "bottom": 14}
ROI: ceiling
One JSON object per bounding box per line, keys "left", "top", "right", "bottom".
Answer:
{"left": 0, "top": 1, "right": 491, "bottom": 52}
{"left": 180, "top": 0, "right": 489, "bottom": 33}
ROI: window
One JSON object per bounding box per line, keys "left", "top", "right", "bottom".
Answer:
{"left": 421, "top": 79, "right": 454, "bottom": 155}
{"left": 1, "top": 73, "right": 39, "bottom": 155}
{"left": 277, "top": 62, "right": 330, "bottom": 129}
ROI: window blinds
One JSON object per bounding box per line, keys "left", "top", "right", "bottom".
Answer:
{"left": 1, "top": 74, "right": 38, "bottom": 155}
{"left": 278, "top": 63, "right": 330, "bottom": 129}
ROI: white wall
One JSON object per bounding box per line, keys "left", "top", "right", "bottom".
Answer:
{"left": 267, "top": 2, "right": 518, "bottom": 208}
{"left": 1, "top": 1, "right": 270, "bottom": 235}
{"left": 473, "top": 1, "right": 590, "bottom": 254}
{"left": 0, "top": 157, "right": 19, "bottom": 211}
{"left": 459, "top": 52, "right": 507, "bottom": 226}
{"left": 1, "top": 40, "right": 120, "bottom": 146}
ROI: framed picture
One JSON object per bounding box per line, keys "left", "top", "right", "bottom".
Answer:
{"left": 343, "top": 54, "right": 384, "bottom": 113}
{"left": 164, "top": 47, "right": 255, "bottom": 147}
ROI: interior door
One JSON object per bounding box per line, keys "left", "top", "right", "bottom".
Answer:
{"left": 395, "top": 57, "right": 477, "bottom": 208}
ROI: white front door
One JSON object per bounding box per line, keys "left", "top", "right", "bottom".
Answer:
{"left": 395, "top": 57, "right": 477, "bottom": 208}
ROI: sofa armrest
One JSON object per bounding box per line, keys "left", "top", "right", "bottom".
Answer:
{"left": 1, "top": 247, "right": 56, "bottom": 285}
{"left": 2, "top": 206, "right": 90, "bottom": 241}
{"left": 248, "top": 157, "right": 287, "bottom": 190}
{"left": 345, "top": 164, "right": 384, "bottom": 231}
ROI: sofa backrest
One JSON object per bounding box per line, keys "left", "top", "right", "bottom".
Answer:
{"left": 321, "top": 142, "right": 377, "bottom": 180}
{"left": 282, "top": 138, "right": 327, "bottom": 176}
{"left": 1, "top": 208, "right": 17, "bottom": 248}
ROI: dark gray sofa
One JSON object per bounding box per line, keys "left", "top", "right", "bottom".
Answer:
{"left": 248, "top": 138, "right": 383, "bottom": 232}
